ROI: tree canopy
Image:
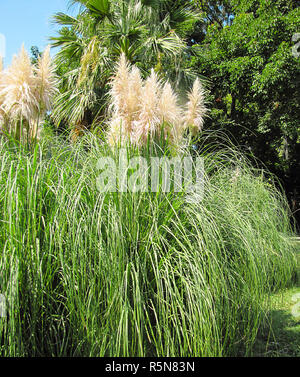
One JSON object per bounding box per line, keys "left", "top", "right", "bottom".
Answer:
{"left": 187, "top": 0, "right": 300, "bottom": 225}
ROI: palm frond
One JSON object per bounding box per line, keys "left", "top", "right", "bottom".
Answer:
{"left": 51, "top": 12, "right": 79, "bottom": 26}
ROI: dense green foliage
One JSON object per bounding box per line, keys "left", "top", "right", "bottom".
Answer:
{"left": 187, "top": 0, "right": 300, "bottom": 226}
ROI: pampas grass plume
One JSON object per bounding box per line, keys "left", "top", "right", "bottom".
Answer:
{"left": 107, "top": 55, "right": 208, "bottom": 148}
{"left": 34, "top": 45, "right": 59, "bottom": 114}
{"left": 0, "top": 45, "right": 37, "bottom": 122}
{"left": 132, "top": 69, "right": 161, "bottom": 145}
{"left": 158, "top": 81, "right": 182, "bottom": 144}
{"left": 0, "top": 44, "right": 58, "bottom": 141}
{"left": 108, "top": 54, "right": 144, "bottom": 145}
{"left": 184, "top": 78, "right": 207, "bottom": 136}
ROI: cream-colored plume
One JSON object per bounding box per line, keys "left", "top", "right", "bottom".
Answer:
{"left": 132, "top": 69, "right": 161, "bottom": 145}
{"left": 108, "top": 53, "right": 143, "bottom": 144}
{"left": 184, "top": 78, "right": 207, "bottom": 136}
{"left": 0, "top": 45, "right": 37, "bottom": 122}
{"left": 0, "top": 44, "right": 58, "bottom": 141}
{"left": 158, "top": 81, "right": 183, "bottom": 144}
{"left": 109, "top": 53, "right": 130, "bottom": 115}
{"left": 107, "top": 55, "right": 208, "bottom": 148}
{"left": 34, "top": 45, "right": 59, "bottom": 113}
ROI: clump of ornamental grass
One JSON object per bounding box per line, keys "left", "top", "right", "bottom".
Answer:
{"left": 0, "top": 45, "right": 58, "bottom": 144}
{"left": 107, "top": 54, "right": 208, "bottom": 148}
{"left": 0, "top": 133, "right": 297, "bottom": 357}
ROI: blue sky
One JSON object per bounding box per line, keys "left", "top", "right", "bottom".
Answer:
{"left": 0, "top": 0, "right": 72, "bottom": 67}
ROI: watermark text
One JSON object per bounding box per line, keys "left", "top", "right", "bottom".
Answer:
{"left": 96, "top": 150, "right": 204, "bottom": 203}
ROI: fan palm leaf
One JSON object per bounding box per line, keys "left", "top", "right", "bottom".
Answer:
{"left": 51, "top": 0, "right": 200, "bottom": 132}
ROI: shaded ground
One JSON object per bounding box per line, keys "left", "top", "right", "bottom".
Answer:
{"left": 252, "top": 242, "right": 300, "bottom": 357}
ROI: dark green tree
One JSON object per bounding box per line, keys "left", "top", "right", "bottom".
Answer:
{"left": 188, "top": 0, "right": 300, "bottom": 226}
{"left": 30, "top": 46, "right": 42, "bottom": 65}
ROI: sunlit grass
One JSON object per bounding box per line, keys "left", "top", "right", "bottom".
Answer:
{"left": 0, "top": 133, "right": 297, "bottom": 356}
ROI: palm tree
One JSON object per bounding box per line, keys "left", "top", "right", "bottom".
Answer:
{"left": 50, "top": 0, "right": 200, "bottom": 138}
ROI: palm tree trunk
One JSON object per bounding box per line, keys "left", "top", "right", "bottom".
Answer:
{"left": 71, "top": 109, "right": 92, "bottom": 142}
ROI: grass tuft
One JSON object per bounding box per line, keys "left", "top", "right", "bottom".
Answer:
{"left": 0, "top": 133, "right": 297, "bottom": 356}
